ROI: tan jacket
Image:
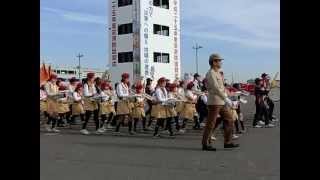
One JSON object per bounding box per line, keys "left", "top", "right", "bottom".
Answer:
{"left": 206, "top": 68, "right": 227, "bottom": 105}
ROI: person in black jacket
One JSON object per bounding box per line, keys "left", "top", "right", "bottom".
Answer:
{"left": 253, "top": 78, "right": 275, "bottom": 128}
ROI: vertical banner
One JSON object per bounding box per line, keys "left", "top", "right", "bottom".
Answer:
{"left": 140, "top": 0, "right": 153, "bottom": 78}
{"left": 111, "top": 0, "right": 117, "bottom": 67}
{"left": 132, "top": 0, "right": 141, "bottom": 81}
{"left": 173, "top": 0, "right": 180, "bottom": 79}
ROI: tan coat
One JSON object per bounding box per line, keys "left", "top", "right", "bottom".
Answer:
{"left": 205, "top": 69, "right": 227, "bottom": 106}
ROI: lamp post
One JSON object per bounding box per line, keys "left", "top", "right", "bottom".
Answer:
{"left": 76, "top": 53, "right": 84, "bottom": 79}
{"left": 192, "top": 43, "right": 203, "bottom": 74}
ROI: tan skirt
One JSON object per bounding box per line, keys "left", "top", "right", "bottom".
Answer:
{"left": 83, "top": 98, "right": 98, "bottom": 111}
{"left": 116, "top": 100, "right": 132, "bottom": 115}
{"left": 40, "top": 100, "right": 47, "bottom": 112}
{"left": 72, "top": 102, "right": 84, "bottom": 115}
{"left": 180, "top": 103, "right": 196, "bottom": 120}
{"left": 57, "top": 101, "right": 70, "bottom": 114}
{"left": 167, "top": 107, "right": 177, "bottom": 117}
{"left": 131, "top": 107, "right": 145, "bottom": 119}
{"left": 46, "top": 98, "right": 58, "bottom": 116}
{"left": 100, "top": 101, "right": 116, "bottom": 115}
{"left": 175, "top": 102, "right": 184, "bottom": 114}
{"left": 151, "top": 104, "right": 168, "bottom": 119}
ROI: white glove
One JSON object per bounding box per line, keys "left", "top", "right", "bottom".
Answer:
{"left": 224, "top": 98, "right": 233, "bottom": 107}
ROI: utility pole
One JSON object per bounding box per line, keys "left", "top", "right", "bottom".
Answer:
{"left": 76, "top": 53, "right": 84, "bottom": 79}
{"left": 192, "top": 43, "right": 203, "bottom": 74}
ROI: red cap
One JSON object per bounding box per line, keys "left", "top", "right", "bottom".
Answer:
{"left": 69, "top": 77, "right": 77, "bottom": 83}
{"left": 158, "top": 77, "right": 166, "bottom": 84}
{"left": 121, "top": 73, "right": 130, "bottom": 79}
{"left": 87, "top": 72, "right": 95, "bottom": 79}
{"left": 168, "top": 83, "right": 177, "bottom": 91}
{"left": 59, "top": 85, "right": 67, "bottom": 91}
{"left": 135, "top": 84, "right": 143, "bottom": 91}
{"left": 187, "top": 82, "right": 194, "bottom": 90}
{"left": 75, "top": 83, "right": 83, "bottom": 91}
{"left": 101, "top": 81, "right": 111, "bottom": 90}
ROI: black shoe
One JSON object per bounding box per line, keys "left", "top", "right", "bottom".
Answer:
{"left": 224, "top": 143, "right": 240, "bottom": 149}
{"left": 202, "top": 145, "right": 217, "bottom": 151}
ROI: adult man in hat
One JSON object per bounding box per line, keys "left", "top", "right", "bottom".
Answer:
{"left": 202, "top": 53, "right": 239, "bottom": 151}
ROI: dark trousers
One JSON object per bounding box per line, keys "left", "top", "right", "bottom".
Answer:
{"left": 199, "top": 110, "right": 208, "bottom": 124}
{"left": 100, "top": 112, "right": 114, "bottom": 128}
{"left": 47, "top": 116, "right": 57, "bottom": 129}
{"left": 71, "top": 114, "right": 85, "bottom": 124}
{"left": 154, "top": 118, "right": 173, "bottom": 136}
{"left": 82, "top": 110, "right": 99, "bottom": 130}
{"left": 253, "top": 102, "right": 270, "bottom": 126}
{"left": 115, "top": 115, "right": 130, "bottom": 132}
{"left": 266, "top": 98, "right": 274, "bottom": 120}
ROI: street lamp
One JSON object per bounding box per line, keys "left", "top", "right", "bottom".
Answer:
{"left": 192, "top": 43, "right": 203, "bottom": 74}
{"left": 76, "top": 53, "right": 84, "bottom": 79}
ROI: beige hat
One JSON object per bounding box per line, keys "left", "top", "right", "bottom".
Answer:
{"left": 209, "top": 53, "right": 224, "bottom": 61}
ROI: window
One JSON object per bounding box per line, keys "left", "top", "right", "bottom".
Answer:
{"left": 162, "top": 26, "right": 169, "bottom": 36}
{"left": 118, "top": 52, "right": 133, "bottom": 63}
{"left": 153, "top": 0, "right": 169, "bottom": 9}
{"left": 153, "top": 24, "right": 169, "bottom": 36}
{"left": 118, "top": 23, "right": 133, "bottom": 35}
{"left": 61, "top": 70, "right": 67, "bottom": 74}
{"left": 153, "top": 24, "right": 162, "bottom": 35}
{"left": 153, "top": 52, "right": 170, "bottom": 63}
{"left": 154, "top": 52, "right": 162, "bottom": 63}
{"left": 57, "top": 70, "right": 60, "bottom": 74}
{"left": 162, "top": 53, "right": 170, "bottom": 63}
{"left": 118, "top": 0, "right": 132, "bottom": 7}
{"left": 68, "top": 71, "right": 75, "bottom": 74}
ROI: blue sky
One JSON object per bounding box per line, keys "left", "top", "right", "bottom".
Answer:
{"left": 40, "top": 0, "right": 280, "bottom": 82}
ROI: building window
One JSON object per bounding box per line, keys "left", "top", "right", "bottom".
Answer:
{"left": 118, "top": 52, "right": 133, "bottom": 63}
{"left": 153, "top": 0, "right": 169, "bottom": 9}
{"left": 154, "top": 52, "right": 170, "bottom": 63}
{"left": 154, "top": 52, "right": 162, "bottom": 63}
{"left": 118, "top": 23, "right": 133, "bottom": 35}
{"left": 153, "top": 24, "right": 169, "bottom": 36}
{"left": 162, "top": 53, "right": 170, "bottom": 63}
{"left": 118, "top": 0, "right": 132, "bottom": 7}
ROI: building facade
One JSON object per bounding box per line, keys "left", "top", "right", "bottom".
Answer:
{"left": 108, "top": 0, "right": 181, "bottom": 83}
{"left": 42, "top": 63, "right": 105, "bottom": 80}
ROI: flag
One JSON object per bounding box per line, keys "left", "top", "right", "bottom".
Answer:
{"left": 40, "top": 63, "right": 49, "bottom": 86}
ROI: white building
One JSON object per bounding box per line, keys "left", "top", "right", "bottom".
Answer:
{"left": 42, "top": 63, "right": 106, "bottom": 80}
{"left": 108, "top": 0, "right": 181, "bottom": 84}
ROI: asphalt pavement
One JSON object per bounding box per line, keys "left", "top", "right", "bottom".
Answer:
{"left": 40, "top": 96, "right": 280, "bottom": 180}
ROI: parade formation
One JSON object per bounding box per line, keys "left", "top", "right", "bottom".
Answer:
{"left": 40, "top": 53, "right": 279, "bottom": 151}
